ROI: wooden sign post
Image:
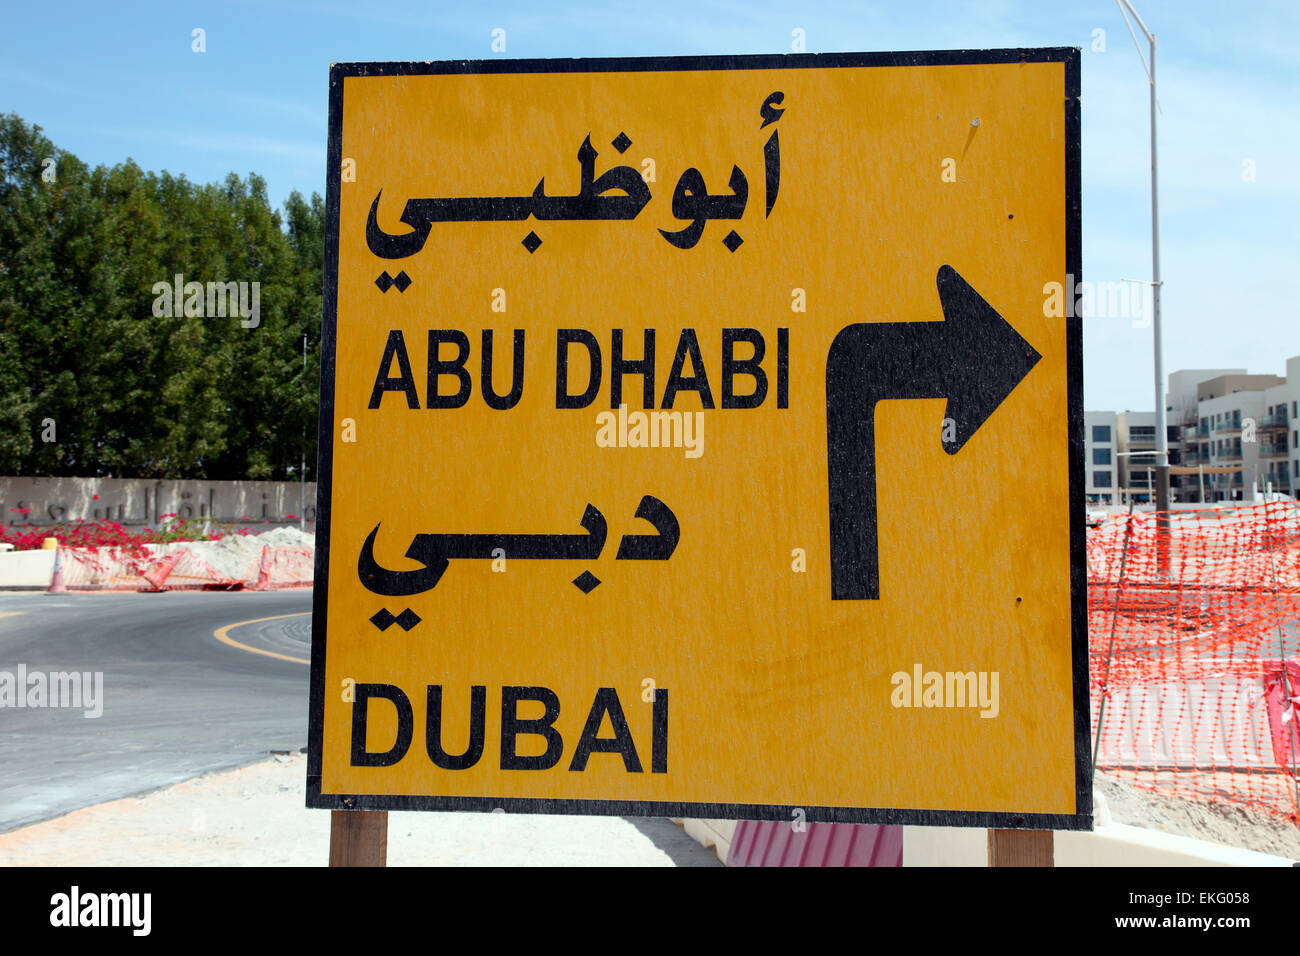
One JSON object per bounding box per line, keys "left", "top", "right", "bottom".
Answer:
{"left": 988, "top": 829, "right": 1054, "bottom": 867}
{"left": 328, "top": 809, "right": 388, "bottom": 867}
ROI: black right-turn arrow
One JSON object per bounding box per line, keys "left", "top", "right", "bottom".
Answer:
{"left": 825, "top": 265, "right": 1042, "bottom": 601}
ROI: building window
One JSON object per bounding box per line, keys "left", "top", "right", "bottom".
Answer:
{"left": 1093, "top": 471, "right": 1112, "bottom": 488}
{"left": 1093, "top": 448, "right": 1111, "bottom": 465}
{"left": 1092, "top": 425, "right": 1111, "bottom": 443}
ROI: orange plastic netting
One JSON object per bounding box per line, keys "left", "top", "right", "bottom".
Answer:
{"left": 1089, "top": 501, "right": 1300, "bottom": 823}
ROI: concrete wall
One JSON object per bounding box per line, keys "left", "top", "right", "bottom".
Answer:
{"left": 0, "top": 477, "right": 317, "bottom": 527}
{"left": 902, "top": 824, "right": 1293, "bottom": 867}
{"left": 0, "top": 549, "right": 56, "bottom": 588}
{"left": 901, "top": 791, "right": 1293, "bottom": 866}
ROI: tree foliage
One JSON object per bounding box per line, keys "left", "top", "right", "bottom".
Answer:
{"left": 0, "top": 113, "right": 323, "bottom": 479}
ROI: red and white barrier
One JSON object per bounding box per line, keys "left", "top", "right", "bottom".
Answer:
{"left": 55, "top": 543, "right": 313, "bottom": 591}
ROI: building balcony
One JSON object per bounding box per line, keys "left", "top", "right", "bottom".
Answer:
{"left": 1214, "top": 422, "right": 1242, "bottom": 435}
{"left": 1259, "top": 413, "right": 1289, "bottom": 429}
{"left": 1260, "top": 444, "right": 1289, "bottom": 458}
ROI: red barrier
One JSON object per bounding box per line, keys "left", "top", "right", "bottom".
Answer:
{"left": 1264, "top": 660, "right": 1300, "bottom": 776}
{"left": 727, "top": 821, "right": 902, "bottom": 867}
{"left": 141, "top": 551, "right": 182, "bottom": 591}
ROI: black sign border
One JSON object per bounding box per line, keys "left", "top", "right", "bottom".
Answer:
{"left": 308, "top": 48, "right": 1090, "bottom": 831}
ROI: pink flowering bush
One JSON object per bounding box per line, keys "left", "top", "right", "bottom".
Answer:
{"left": 0, "top": 515, "right": 250, "bottom": 555}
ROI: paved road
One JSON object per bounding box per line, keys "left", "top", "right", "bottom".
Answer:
{"left": 0, "top": 590, "right": 310, "bottom": 833}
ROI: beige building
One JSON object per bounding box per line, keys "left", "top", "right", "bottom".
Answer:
{"left": 1088, "top": 357, "right": 1300, "bottom": 505}
{"left": 1085, "top": 410, "right": 1118, "bottom": 505}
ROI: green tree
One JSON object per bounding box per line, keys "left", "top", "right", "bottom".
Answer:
{"left": 0, "top": 113, "right": 324, "bottom": 480}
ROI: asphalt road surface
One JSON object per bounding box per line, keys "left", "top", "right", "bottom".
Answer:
{"left": 0, "top": 590, "right": 311, "bottom": 833}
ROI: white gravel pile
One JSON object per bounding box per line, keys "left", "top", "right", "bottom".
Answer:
{"left": 157, "top": 528, "right": 315, "bottom": 582}
{"left": 254, "top": 526, "right": 315, "bottom": 548}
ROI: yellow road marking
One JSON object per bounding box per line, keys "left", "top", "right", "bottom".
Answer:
{"left": 0, "top": 612, "right": 24, "bottom": 620}
{"left": 214, "top": 612, "right": 310, "bottom": 665}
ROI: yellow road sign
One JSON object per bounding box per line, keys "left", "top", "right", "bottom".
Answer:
{"left": 308, "top": 49, "right": 1089, "bottom": 828}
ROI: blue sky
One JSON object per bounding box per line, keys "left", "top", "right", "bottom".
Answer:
{"left": 2, "top": 0, "right": 1296, "bottom": 412}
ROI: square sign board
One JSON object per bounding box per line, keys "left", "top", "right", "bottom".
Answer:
{"left": 308, "top": 49, "right": 1089, "bottom": 829}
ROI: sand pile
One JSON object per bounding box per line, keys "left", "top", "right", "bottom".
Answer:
{"left": 157, "top": 528, "right": 314, "bottom": 582}
{"left": 1096, "top": 772, "right": 1300, "bottom": 859}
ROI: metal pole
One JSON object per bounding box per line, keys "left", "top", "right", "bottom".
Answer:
{"left": 1118, "top": 0, "right": 1170, "bottom": 553}
{"left": 301, "top": 333, "right": 307, "bottom": 533}
{"left": 1148, "top": 31, "right": 1168, "bottom": 517}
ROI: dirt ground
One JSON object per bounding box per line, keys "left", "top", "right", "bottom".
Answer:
{"left": 0, "top": 753, "right": 721, "bottom": 867}
{"left": 1096, "top": 771, "right": 1300, "bottom": 859}
{"left": 4, "top": 753, "right": 1296, "bottom": 865}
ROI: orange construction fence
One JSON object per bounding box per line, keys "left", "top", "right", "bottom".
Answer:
{"left": 1089, "top": 501, "right": 1300, "bottom": 824}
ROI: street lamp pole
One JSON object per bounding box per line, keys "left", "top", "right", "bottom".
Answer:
{"left": 300, "top": 333, "right": 306, "bottom": 533}
{"left": 1116, "top": 0, "right": 1168, "bottom": 514}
